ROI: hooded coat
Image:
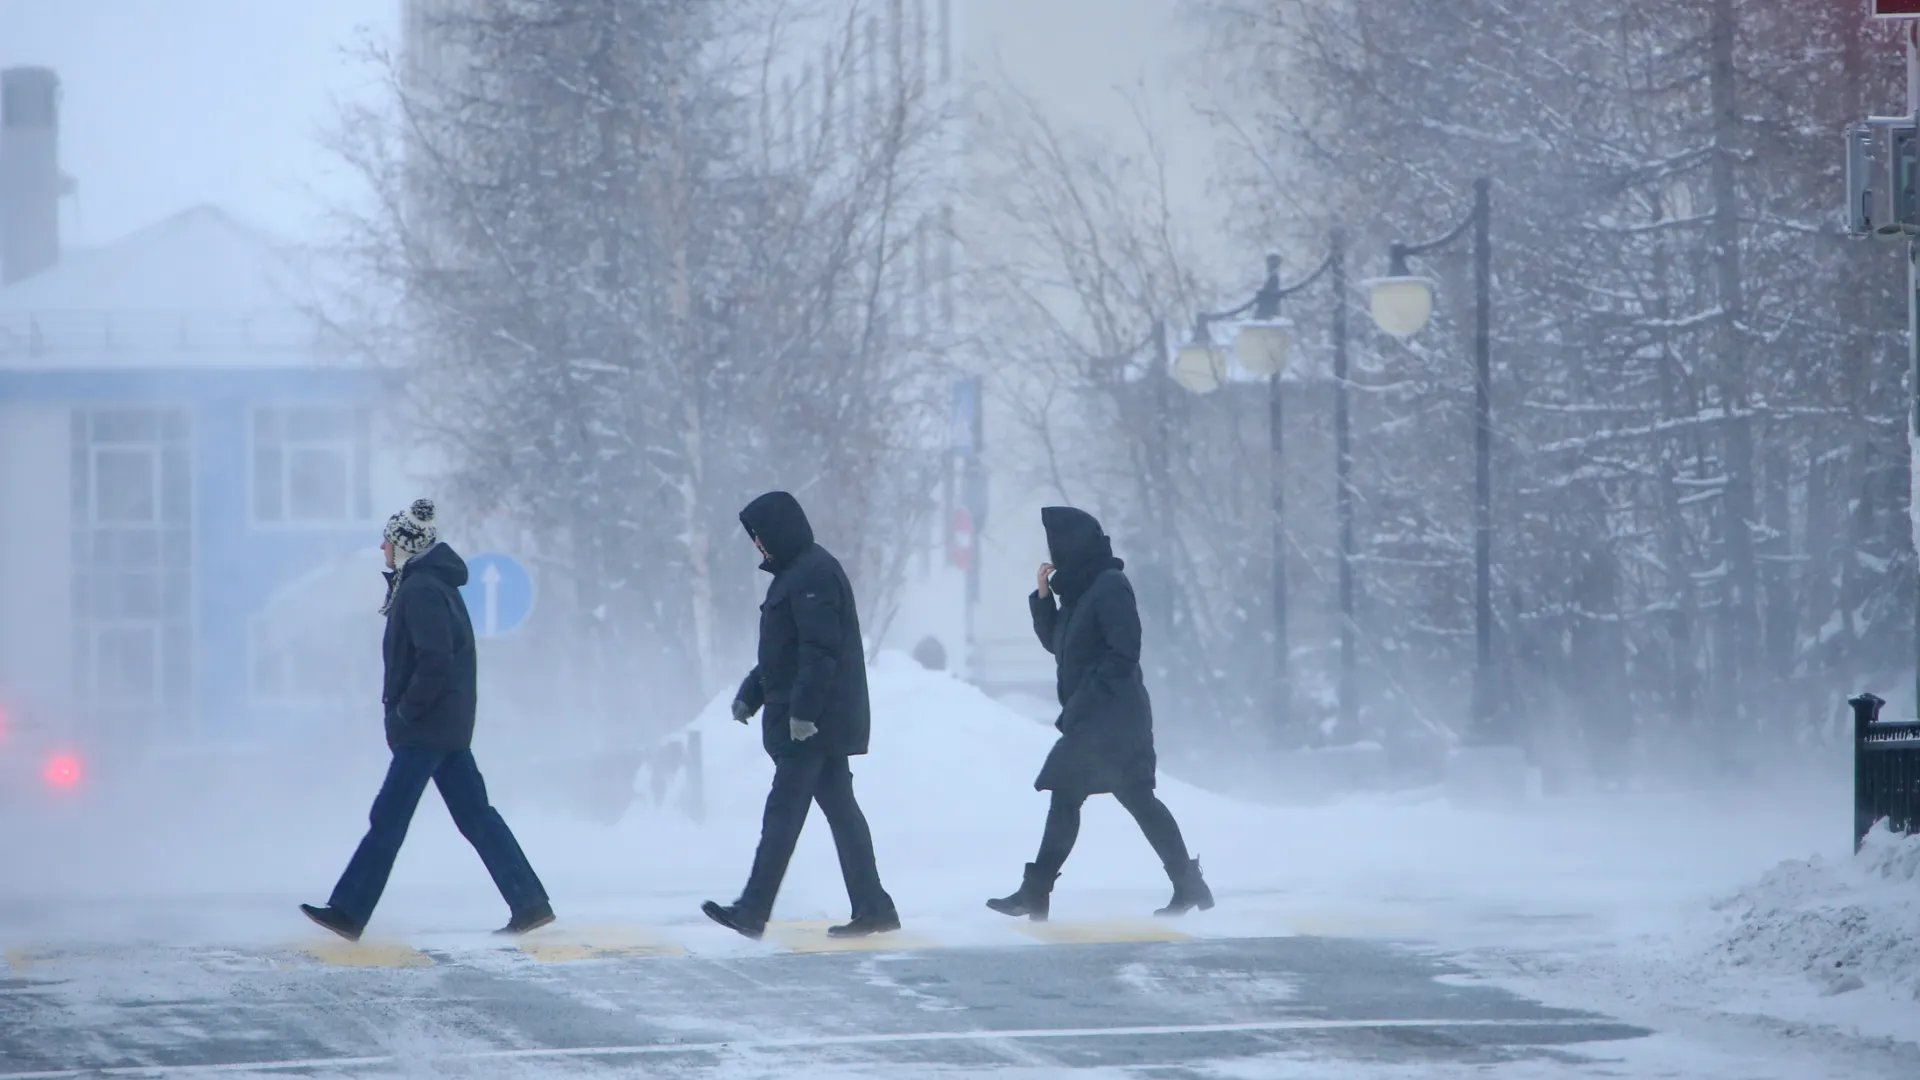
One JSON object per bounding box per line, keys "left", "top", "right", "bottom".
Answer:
{"left": 734, "top": 492, "right": 872, "bottom": 759}
{"left": 381, "top": 542, "right": 480, "bottom": 751}
{"left": 1029, "top": 507, "right": 1157, "bottom": 794}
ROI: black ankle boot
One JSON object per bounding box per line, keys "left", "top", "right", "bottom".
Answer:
{"left": 986, "top": 862, "right": 1058, "bottom": 922}
{"left": 1155, "top": 858, "right": 1214, "bottom": 917}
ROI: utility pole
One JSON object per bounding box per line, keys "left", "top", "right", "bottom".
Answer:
{"left": 1846, "top": 5, "right": 1920, "bottom": 717}
{"left": 1906, "top": 20, "right": 1920, "bottom": 720}
{"left": 1332, "top": 231, "right": 1357, "bottom": 739}
{"left": 1471, "top": 178, "right": 1495, "bottom": 740}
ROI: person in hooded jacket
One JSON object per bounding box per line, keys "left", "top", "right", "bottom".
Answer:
{"left": 702, "top": 491, "right": 900, "bottom": 940}
{"left": 987, "top": 506, "right": 1213, "bottom": 922}
{"left": 300, "top": 499, "right": 554, "bottom": 942}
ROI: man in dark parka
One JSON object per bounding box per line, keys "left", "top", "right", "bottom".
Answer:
{"left": 702, "top": 491, "right": 900, "bottom": 940}
{"left": 987, "top": 506, "right": 1213, "bottom": 922}
{"left": 301, "top": 499, "right": 553, "bottom": 942}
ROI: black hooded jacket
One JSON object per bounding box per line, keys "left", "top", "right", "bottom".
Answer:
{"left": 382, "top": 542, "right": 480, "bottom": 751}
{"left": 1028, "top": 506, "right": 1157, "bottom": 794}
{"left": 734, "top": 492, "right": 872, "bottom": 758}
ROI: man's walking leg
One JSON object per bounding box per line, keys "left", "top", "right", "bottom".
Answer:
{"left": 813, "top": 755, "right": 896, "bottom": 929}
{"left": 434, "top": 750, "right": 552, "bottom": 931}
{"left": 735, "top": 754, "right": 824, "bottom": 922}
{"left": 326, "top": 749, "right": 441, "bottom": 928}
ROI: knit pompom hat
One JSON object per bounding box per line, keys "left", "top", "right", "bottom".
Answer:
{"left": 384, "top": 498, "right": 438, "bottom": 559}
{"left": 379, "top": 499, "right": 438, "bottom": 616}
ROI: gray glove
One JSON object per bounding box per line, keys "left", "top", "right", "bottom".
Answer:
{"left": 789, "top": 718, "right": 819, "bottom": 742}
{"left": 731, "top": 699, "right": 754, "bottom": 724}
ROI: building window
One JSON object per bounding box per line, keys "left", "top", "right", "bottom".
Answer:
{"left": 252, "top": 406, "right": 372, "bottom": 524}
{"left": 70, "top": 408, "right": 194, "bottom": 742}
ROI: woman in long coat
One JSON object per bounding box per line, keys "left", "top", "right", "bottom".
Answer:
{"left": 986, "top": 506, "right": 1213, "bottom": 922}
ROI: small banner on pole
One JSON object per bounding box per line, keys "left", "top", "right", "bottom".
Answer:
{"left": 1875, "top": 0, "right": 1920, "bottom": 17}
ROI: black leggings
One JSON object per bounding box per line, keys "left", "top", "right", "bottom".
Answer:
{"left": 1034, "top": 787, "right": 1191, "bottom": 877}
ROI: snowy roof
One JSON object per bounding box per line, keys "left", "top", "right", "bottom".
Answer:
{"left": 0, "top": 205, "right": 360, "bottom": 370}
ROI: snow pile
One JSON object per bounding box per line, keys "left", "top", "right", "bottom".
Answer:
{"left": 685, "top": 649, "right": 1234, "bottom": 819}
{"left": 660, "top": 650, "right": 1253, "bottom": 917}
{"left": 1703, "top": 824, "right": 1920, "bottom": 998}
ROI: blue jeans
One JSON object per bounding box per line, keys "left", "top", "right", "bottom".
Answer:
{"left": 329, "top": 747, "right": 548, "bottom": 926}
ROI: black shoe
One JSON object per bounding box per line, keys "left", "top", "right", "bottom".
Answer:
{"left": 827, "top": 909, "right": 902, "bottom": 938}
{"left": 1155, "top": 858, "right": 1215, "bottom": 917}
{"left": 702, "top": 900, "right": 766, "bottom": 940}
{"left": 986, "top": 863, "right": 1057, "bottom": 922}
{"left": 495, "top": 902, "right": 556, "bottom": 936}
{"left": 300, "top": 903, "right": 364, "bottom": 942}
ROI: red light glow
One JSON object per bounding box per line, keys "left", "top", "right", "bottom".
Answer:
{"left": 42, "top": 753, "right": 82, "bottom": 789}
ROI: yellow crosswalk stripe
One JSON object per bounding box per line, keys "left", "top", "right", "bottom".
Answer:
{"left": 301, "top": 942, "right": 434, "bottom": 968}
{"left": 1014, "top": 919, "right": 1192, "bottom": 945}
{"left": 518, "top": 926, "right": 684, "bottom": 962}
{"left": 765, "top": 920, "right": 937, "bottom": 953}
{"left": 3, "top": 947, "right": 49, "bottom": 972}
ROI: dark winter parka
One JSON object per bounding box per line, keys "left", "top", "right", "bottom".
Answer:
{"left": 1030, "top": 507, "right": 1157, "bottom": 795}
{"left": 382, "top": 542, "right": 480, "bottom": 751}
{"left": 733, "top": 492, "right": 872, "bottom": 759}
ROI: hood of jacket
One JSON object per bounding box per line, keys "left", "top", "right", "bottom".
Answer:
{"left": 1042, "top": 506, "right": 1114, "bottom": 568}
{"left": 1042, "top": 506, "right": 1123, "bottom": 601}
{"left": 402, "top": 541, "right": 469, "bottom": 589}
{"left": 740, "top": 491, "right": 817, "bottom": 574}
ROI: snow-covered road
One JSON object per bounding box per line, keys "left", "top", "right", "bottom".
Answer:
{"left": 1, "top": 656, "right": 1914, "bottom": 1076}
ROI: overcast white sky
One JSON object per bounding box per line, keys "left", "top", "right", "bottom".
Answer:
{"left": 0, "top": 0, "right": 398, "bottom": 247}
{"left": 0, "top": 0, "right": 1230, "bottom": 263}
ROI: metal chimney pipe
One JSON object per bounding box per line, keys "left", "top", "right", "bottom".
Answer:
{"left": 0, "top": 66, "right": 63, "bottom": 286}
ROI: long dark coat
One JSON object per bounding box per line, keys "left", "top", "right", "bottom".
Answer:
{"left": 733, "top": 491, "right": 873, "bottom": 760}
{"left": 381, "top": 542, "right": 480, "bottom": 751}
{"left": 1030, "top": 507, "right": 1157, "bottom": 795}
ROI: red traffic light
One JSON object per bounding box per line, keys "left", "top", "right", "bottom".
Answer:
{"left": 42, "top": 753, "right": 82, "bottom": 789}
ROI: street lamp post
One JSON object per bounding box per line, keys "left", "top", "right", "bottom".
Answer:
{"left": 1367, "top": 177, "right": 1499, "bottom": 743}
{"left": 1174, "top": 238, "right": 1350, "bottom": 743}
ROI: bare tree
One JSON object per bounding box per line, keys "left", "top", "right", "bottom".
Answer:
{"left": 320, "top": 0, "right": 956, "bottom": 744}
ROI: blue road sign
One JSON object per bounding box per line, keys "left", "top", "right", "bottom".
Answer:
{"left": 459, "top": 552, "right": 536, "bottom": 638}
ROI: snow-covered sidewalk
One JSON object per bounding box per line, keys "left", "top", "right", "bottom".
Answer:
{"left": 1459, "top": 821, "right": 1920, "bottom": 1071}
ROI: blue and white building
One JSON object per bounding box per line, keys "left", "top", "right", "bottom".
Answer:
{"left": 0, "top": 67, "right": 407, "bottom": 759}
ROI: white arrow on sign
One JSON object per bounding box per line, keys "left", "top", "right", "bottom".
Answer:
{"left": 481, "top": 562, "right": 501, "bottom": 637}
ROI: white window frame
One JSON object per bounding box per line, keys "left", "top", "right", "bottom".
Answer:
{"left": 70, "top": 406, "right": 196, "bottom": 740}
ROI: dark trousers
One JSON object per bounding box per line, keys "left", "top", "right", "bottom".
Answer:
{"left": 329, "top": 747, "right": 548, "bottom": 926}
{"left": 1035, "top": 786, "right": 1191, "bottom": 878}
{"left": 737, "top": 752, "right": 893, "bottom": 921}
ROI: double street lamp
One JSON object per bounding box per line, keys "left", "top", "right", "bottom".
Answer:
{"left": 1365, "top": 176, "right": 1500, "bottom": 743}
{"left": 1153, "top": 174, "right": 1495, "bottom": 750}
{"left": 1170, "top": 236, "right": 1354, "bottom": 742}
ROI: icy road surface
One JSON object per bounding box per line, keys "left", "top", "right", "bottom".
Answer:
{"left": 0, "top": 918, "right": 1648, "bottom": 1080}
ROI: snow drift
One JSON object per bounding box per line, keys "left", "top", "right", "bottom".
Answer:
{"left": 1704, "top": 824, "right": 1920, "bottom": 998}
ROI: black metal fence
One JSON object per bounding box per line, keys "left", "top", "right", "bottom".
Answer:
{"left": 1849, "top": 693, "right": 1920, "bottom": 852}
